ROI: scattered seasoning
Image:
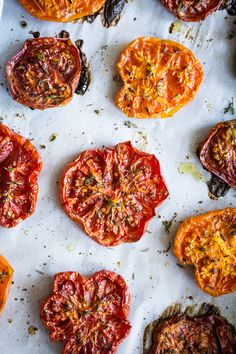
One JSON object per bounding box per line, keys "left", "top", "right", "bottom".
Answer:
{"left": 224, "top": 98, "right": 235, "bottom": 115}
{"left": 176, "top": 262, "right": 184, "bottom": 269}
{"left": 49, "top": 133, "right": 57, "bottom": 142}
{"left": 8, "top": 319, "right": 13, "bottom": 324}
{"left": 162, "top": 213, "right": 177, "bottom": 233}
{"left": 20, "top": 20, "right": 28, "bottom": 29}
{"left": 116, "top": 261, "right": 122, "bottom": 268}
{"left": 0, "top": 271, "right": 8, "bottom": 280}
{"left": 94, "top": 109, "right": 101, "bottom": 115}
{"left": 124, "top": 120, "right": 137, "bottom": 129}
{"left": 28, "top": 325, "right": 38, "bottom": 335}
{"left": 39, "top": 144, "right": 46, "bottom": 149}
{"left": 140, "top": 248, "right": 150, "bottom": 252}
{"left": 29, "top": 31, "right": 40, "bottom": 38}
{"left": 35, "top": 269, "right": 44, "bottom": 275}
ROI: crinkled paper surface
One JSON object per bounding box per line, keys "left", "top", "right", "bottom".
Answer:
{"left": 0, "top": 1, "right": 236, "bottom": 353}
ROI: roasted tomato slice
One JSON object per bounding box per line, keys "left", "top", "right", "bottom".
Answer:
{"left": 0, "top": 123, "right": 42, "bottom": 227}
{"left": 115, "top": 37, "right": 203, "bottom": 119}
{"left": 60, "top": 141, "right": 169, "bottom": 246}
{"left": 160, "top": 0, "right": 223, "bottom": 21}
{"left": 0, "top": 255, "right": 14, "bottom": 315}
{"left": 174, "top": 208, "right": 236, "bottom": 296}
{"left": 41, "top": 270, "right": 131, "bottom": 353}
{"left": 199, "top": 119, "right": 236, "bottom": 190}
{"left": 6, "top": 37, "right": 82, "bottom": 110}
{"left": 18, "top": 0, "right": 107, "bottom": 22}
{"left": 144, "top": 303, "right": 236, "bottom": 354}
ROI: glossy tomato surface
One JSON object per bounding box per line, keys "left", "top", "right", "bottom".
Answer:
{"left": 148, "top": 313, "right": 236, "bottom": 353}
{"left": 199, "top": 119, "right": 236, "bottom": 189}
{"left": 115, "top": 37, "right": 203, "bottom": 119}
{"left": 160, "top": 0, "right": 223, "bottom": 21}
{"left": 174, "top": 208, "right": 236, "bottom": 296}
{"left": 0, "top": 255, "right": 14, "bottom": 315}
{"left": 41, "top": 270, "right": 131, "bottom": 353}
{"left": 60, "top": 141, "right": 169, "bottom": 246}
{"left": 19, "top": 0, "right": 106, "bottom": 22}
{"left": 0, "top": 123, "right": 42, "bottom": 227}
{"left": 6, "top": 37, "right": 81, "bottom": 110}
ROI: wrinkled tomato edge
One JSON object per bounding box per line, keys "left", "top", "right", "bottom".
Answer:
{"left": 0, "top": 255, "right": 14, "bottom": 315}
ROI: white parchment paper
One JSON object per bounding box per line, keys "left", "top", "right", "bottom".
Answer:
{"left": 0, "top": 1, "right": 235, "bottom": 353}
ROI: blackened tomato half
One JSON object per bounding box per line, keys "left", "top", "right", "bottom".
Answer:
{"left": 60, "top": 141, "right": 169, "bottom": 246}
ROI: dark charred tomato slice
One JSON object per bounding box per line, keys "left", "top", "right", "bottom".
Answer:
{"left": 40, "top": 270, "right": 131, "bottom": 353}
{"left": 0, "top": 123, "right": 42, "bottom": 227}
{"left": 199, "top": 119, "right": 236, "bottom": 190}
{"left": 144, "top": 304, "right": 236, "bottom": 354}
{"left": 6, "top": 37, "right": 82, "bottom": 110}
{"left": 19, "top": 0, "right": 107, "bottom": 22}
{"left": 60, "top": 141, "right": 169, "bottom": 246}
{"left": 174, "top": 208, "right": 236, "bottom": 296}
{"left": 0, "top": 255, "right": 14, "bottom": 315}
{"left": 115, "top": 37, "right": 203, "bottom": 119}
{"left": 160, "top": 0, "right": 223, "bottom": 22}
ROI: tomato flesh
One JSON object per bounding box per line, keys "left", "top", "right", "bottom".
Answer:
{"left": 0, "top": 255, "right": 14, "bottom": 315}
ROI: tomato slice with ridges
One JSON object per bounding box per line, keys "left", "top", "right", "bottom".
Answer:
{"left": 199, "top": 119, "right": 236, "bottom": 189}
{"left": 41, "top": 270, "right": 131, "bottom": 353}
{"left": 160, "top": 0, "right": 223, "bottom": 22}
{"left": 0, "top": 255, "right": 14, "bottom": 315}
{"left": 174, "top": 208, "right": 236, "bottom": 296}
{"left": 6, "top": 37, "right": 81, "bottom": 110}
{"left": 60, "top": 141, "right": 169, "bottom": 246}
{"left": 18, "top": 0, "right": 107, "bottom": 22}
{"left": 0, "top": 123, "right": 42, "bottom": 227}
{"left": 115, "top": 37, "right": 203, "bottom": 119}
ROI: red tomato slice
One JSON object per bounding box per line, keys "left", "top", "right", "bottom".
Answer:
{"left": 40, "top": 270, "right": 131, "bottom": 353}
{"left": 199, "top": 119, "right": 236, "bottom": 189}
{"left": 60, "top": 141, "right": 169, "bottom": 246}
{"left": 0, "top": 123, "right": 42, "bottom": 227}
{"left": 160, "top": 0, "right": 223, "bottom": 22}
{"left": 6, "top": 37, "right": 81, "bottom": 110}
{"left": 0, "top": 255, "right": 14, "bottom": 315}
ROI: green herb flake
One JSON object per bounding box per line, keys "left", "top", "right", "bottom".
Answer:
{"left": 0, "top": 271, "right": 8, "bottom": 280}
{"left": 224, "top": 98, "right": 235, "bottom": 115}
{"left": 28, "top": 326, "right": 38, "bottom": 335}
{"left": 20, "top": 20, "right": 28, "bottom": 29}
{"left": 124, "top": 120, "right": 137, "bottom": 129}
{"left": 176, "top": 262, "right": 184, "bottom": 269}
{"left": 8, "top": 319, "right": 13, "bottom": 324}
{"left": 94, "top": 109, "right": 101, "bottom": 115}
{"left": 113, "top": 74, "right": 121, "bottom": 83}
{"left": 84, "top": 176, "right": 95, "bottom": 185}
{"left": 36, "top": 52, "right": 45, "bottom": 61}
{"left": 162, "top": 213, "right": 177, "bottom": 233}
{"left": 49, "top": 133, "right": 57, "bottom": 142}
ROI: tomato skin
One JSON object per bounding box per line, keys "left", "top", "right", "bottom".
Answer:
{"left": 18, "top": 0, "right": 107, "bottom": 22}
{"left": 0, "top": 123, "right": 42, "bottom": 228}
{"left": 40, "top": 270, "right": 131, "bottom": 354}
{"left": 60, "top": 141, "right": 169, "bottom": 246}
{"left": 199, "top": 119, "right": 236, "bottom": 190}
{"left": 147, "top": 313, "right": 236, "bottom": 354}
{"left": 0, "top": 255, "right": 14, "bottom": 315}
{"left": 174, "top": 208, "right": 236, "bottom": 296}
{"left": 160, "top": 0, "right": 223, "bottom": 22}
{"left": 6, "top": 37, "right": 82, "bottom": 110}
{"left": 115, "top": 37, "right": 203, "bottom": 119}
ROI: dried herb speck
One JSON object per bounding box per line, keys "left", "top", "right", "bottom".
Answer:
{"left": 20, "top": 21, "right": 28, "bottom": 29}
{"left": 124, "top": 120, "right": 137, "bottom": 129}
{"left": 28, "top": 326, "right": 38, "bottom": 335}
{"left": 224, "top": 98, "right": 235, "bottom": 115}
{"left": 50, "top": 133, "right": 57, "bottom": 142}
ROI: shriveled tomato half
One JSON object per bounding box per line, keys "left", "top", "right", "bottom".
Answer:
{"left": 115, "top": 37, "right": 203, "bottom": 119}
{"left": 160, "top": 0, "right": 223, "bottom": 22}
{"left": 174, "top": 208, "right": 236, "bottom": 296}
{"left": 6, "top": 37, "right": 82, "bottom": 110}
{"left": 60, "top": 141, "right": 169, "bottom": 246}
{"left": 19, "top": 0, "right": 107, "bottom": 22}
{"left": 144, "top": 303, "right": 236, "bottom": 354}
{"left": 41, "top": 270, "right": 131, "bottom": 353}
{"left": 0, "top": 255, "right": 14, "bottom": 315}
{"left": 199, "top": 119, "right": 236, "bottom": 190}
{"left": 0, "top": 123, "right": 42, "bottom": 227}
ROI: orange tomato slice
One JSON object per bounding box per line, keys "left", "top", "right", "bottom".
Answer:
{"left": 174, "top": 208, "right": 236, "bottom": 296}
{"left": 0, "top": 255, "right": 14, "bottom": 315}
{"left": 18, "top": 0, "right": 107, "bottom": 22}
{"left": 115, "top": 37, "right": 203, "bottom": 119}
